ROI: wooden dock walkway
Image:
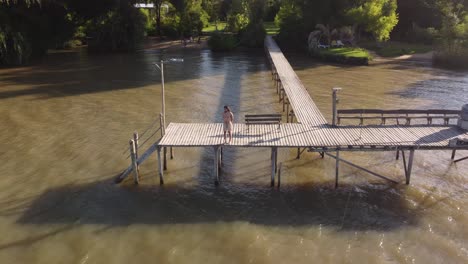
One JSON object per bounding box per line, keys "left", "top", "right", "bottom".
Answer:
{"left": 264, "top": 36, "right": 327, "bottom": 126}
{"left": 159, "top": 123, "right": 466, "bottom": 149}
{"left": 119, "top": 36, "right": 468, "bottom": 187}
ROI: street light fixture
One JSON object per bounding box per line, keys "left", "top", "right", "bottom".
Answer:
{"left": 154, "top": 58, "right": 184, "bottom": 128}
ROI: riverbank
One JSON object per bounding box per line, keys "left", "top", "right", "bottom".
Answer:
{"left": 142, "top": 36, "right": 209, "bottom": 52}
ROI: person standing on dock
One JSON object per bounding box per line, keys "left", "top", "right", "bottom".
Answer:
{"left": 223, "top": 105, "right": 234, "bottom": 144}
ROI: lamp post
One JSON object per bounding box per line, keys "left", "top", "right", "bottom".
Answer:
{"left": 154, "top": 58, "right": 184, "bottom": 128}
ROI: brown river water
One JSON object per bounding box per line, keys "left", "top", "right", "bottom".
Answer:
{"left": 0, "top": 47, "right": 467, "bottom": 264}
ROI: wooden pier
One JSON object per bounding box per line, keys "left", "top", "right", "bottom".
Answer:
{"left": 118, "top": 36, "right": 468, "bottom": 187}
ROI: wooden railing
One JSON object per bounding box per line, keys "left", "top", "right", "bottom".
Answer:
{"left": 337, "top": 109, "right": 460, "bottom": 125}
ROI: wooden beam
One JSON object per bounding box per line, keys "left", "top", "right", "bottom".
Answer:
{"left": 454, "top": 155, "right": 468, "bottom": 163}
{"left": 325, "top": 152, "right": 399, "bottom": 184}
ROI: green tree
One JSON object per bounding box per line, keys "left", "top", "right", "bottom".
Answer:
{"left": 180, "top": 0, "right": 209, "bottom": 37}
{"left": 347, "top": 0, "right": 399, "bottom": 42}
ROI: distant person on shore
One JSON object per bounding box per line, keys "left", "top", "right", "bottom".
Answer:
{"left": 223, "top": 105, "right": 234, "bottom": 144}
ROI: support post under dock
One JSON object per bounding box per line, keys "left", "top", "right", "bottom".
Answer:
{"left": 271, "top": 147, "right": 277, "bottom": 187}
{"left": 406, "top": 148, "right": 415, "bottom": 185}
{"left": 157, "top": 146, "right": 164, "bottom": 185}
{"left": 214, "top": 146, "right": 220, "bottom": 186}
{"left": 335, "top": 150, "right": 340, "bottom": 188}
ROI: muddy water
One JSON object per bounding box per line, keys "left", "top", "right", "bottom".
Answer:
{"left": 0, "top": 48, "right": 467, "bottom": 264}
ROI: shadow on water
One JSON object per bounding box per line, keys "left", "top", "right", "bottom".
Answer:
{"left": 194, "top": 52, "right": 269, "bottom": 186}
{"left": 14, "top": 179, "right": 419, "bottom": 231}
{"left": 0, "top": 49, "right": 265, "bottom": 100}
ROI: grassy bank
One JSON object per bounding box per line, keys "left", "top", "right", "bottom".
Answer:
{"left": 263, "top": 22, "right": 279, "bottom": 36}
{"left": 312, "top": 47, "right": 372, "bottom": 65}
{"left": 202, "top": 22, "right": 227, "bottom": 34}
{"left": 362, "top": 41, "right": 432, "bottom": 57}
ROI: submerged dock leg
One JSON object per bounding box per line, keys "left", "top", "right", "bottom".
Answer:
{"left": 451, "top": 149, "right": 456, "bottom": 160}
{"left": 296, "top": 148, "right": 301, "bottom": 159}
{"left": 335, "top": 150, "right": 340, "bottom": 188}
{"left": 271, "top": 147, "right": 277, "bottom": 187}
{"left": 214, "top": 146, "right": 220, "bottom": 186}
{"left": 157, "top": 146, "right": 164, "bottom": 185}
{"left": 170, "top": 147, "right": 174, "bottom": 159}
{"left": 396, "top": 148, "right": 400, "bottom": 160}
{"left": 163, "top": 147, "right": 167, "bottom": 170}
{"left": 406, "top": 149, "right": 415, "bottom": 185}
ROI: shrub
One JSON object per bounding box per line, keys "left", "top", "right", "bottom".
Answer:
{"left": 0, "top": 30, "right": 32, "bottom": 65}
{"left": 208, "top": 33, "right": 238, "bottom": 51}
{"left": 409, "top": 23, "right": 438, "bottom": 44}
{"left": 433, "top": 45, "right": 468, "bottom": 69}
{"left": 239, "top": 22, "right": 266, "bottom": 48}
{"left": 276, "top": 15, "right": 307, "bottom": 50}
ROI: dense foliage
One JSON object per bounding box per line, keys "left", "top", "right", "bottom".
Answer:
{"left": 2, "top": 0, "right": 468, "bottom": 69}
{"left": 207, "top": 32, "right": 238, "bottom": 51}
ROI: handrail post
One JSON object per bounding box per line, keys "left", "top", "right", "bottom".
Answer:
{"left": 332, "top": 87, "right": 342, "bottom": 126}
{"left": 129, "top": 139, "right": 139, "bottom": 184}
{"left": 133, "top": 131, "right": 139, "bottom": 170}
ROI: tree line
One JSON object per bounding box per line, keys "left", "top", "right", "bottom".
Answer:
{"left": 1, "top": 0, "right": 467, "bottom": 67}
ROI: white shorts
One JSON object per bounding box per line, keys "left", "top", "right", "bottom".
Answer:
{"left": 223, "top": 121, "right": 233, "bottom": 132}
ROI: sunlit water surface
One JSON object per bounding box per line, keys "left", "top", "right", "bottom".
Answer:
{"left": 0, "top": 48, "right": 467, "bottom": 264}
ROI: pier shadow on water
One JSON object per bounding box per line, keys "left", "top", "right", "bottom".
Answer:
{"left": 15, "top": 180, "right": 419, "bottom": 231}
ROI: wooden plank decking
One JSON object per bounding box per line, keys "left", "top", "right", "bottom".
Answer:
{"left": 159, "top": 123, "right": 468, "bottom": 149}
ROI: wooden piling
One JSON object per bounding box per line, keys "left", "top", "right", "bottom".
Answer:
{"left": 157, "top": 146, "right": 164, "bottom": 185}
{"left": 332, "top": 88, "right": 341, "bottom": 126}
{"left": 214, "top": 146, "right": 220, "bottom": 186}
{"left": 335, "top": 150, "right": 340, "bottom": 188}
{"left": 133, "top": 132, "right": 139, "bottom": 170}
{"left": 129, "top": 139, "right": 139, "bottom": 184}
{"left": 451, "top": 149, "right": 456, "bottom": 160}
{"left": 396, "top": 148, "right": 400, "bottom": 160}
{"left": 170, "top": 147, "right": 174, "bottom": 159}
{"left": 218, "top": 147, "right": 222, "bottom": 171}
{"left": 160, "top": 113, "right": 167, "bottom": 171}
{"left": 163, "top": 147, "right": 167, "bottom": 170}
{"left": 271, "top": 147, "right": 277, "bottom": 187}
{"left": 406, "top": 149, "right": 415, "bottom": 185}
{"left": 277, "top": 162, "right": 282, "bottom": 189}
{"left": 296, "top": 148, "right": 301, "bottom": 159}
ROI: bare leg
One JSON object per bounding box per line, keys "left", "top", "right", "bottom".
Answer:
{"left": 228, "top": 131, "right": 232, "bottom": 143}
{"left": 224, "top": 131, "right": 227, "bottom": 143}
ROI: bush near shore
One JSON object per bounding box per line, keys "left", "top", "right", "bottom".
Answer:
{"left": 207, "top": 33, "right": 238, "bottom": 51}
{"left": 433, "top": 49, "right": 468, "bottom": 70}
